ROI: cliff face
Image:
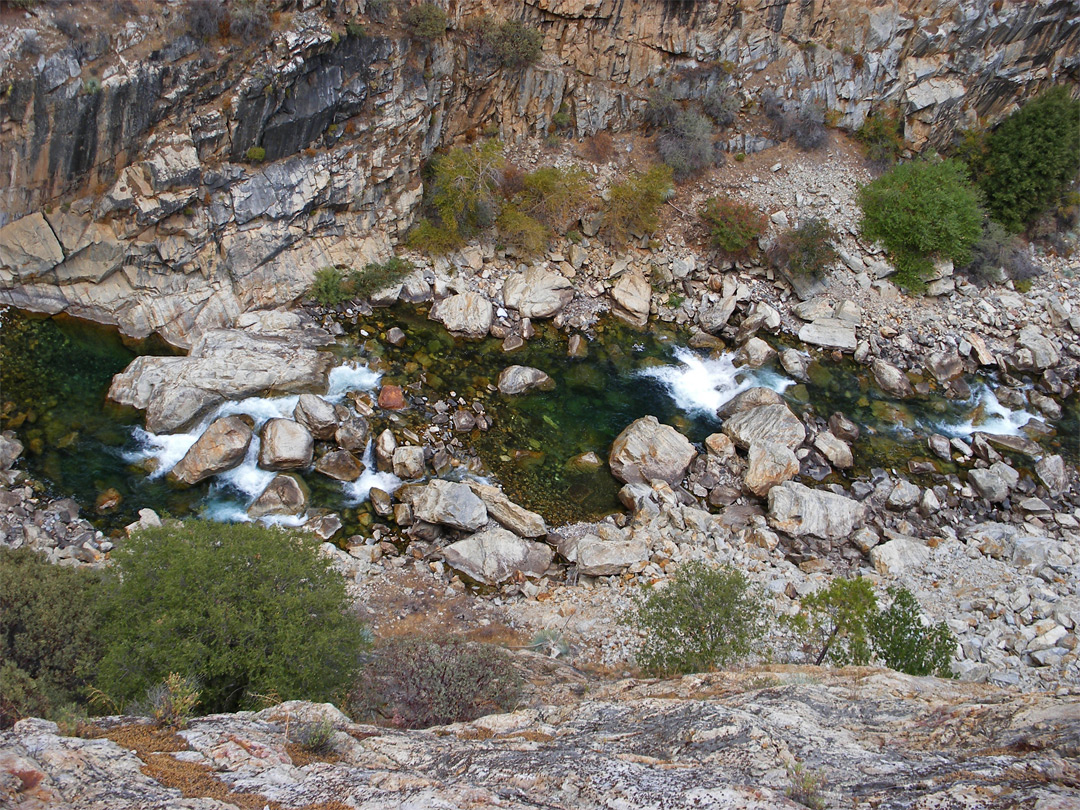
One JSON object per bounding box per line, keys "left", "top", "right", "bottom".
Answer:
{"left": 0, "top": 0, "right": 1076, "bottom": 346}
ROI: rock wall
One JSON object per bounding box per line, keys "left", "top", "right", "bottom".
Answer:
{"left": 0, "top": 0, "right": 1076, "bottom": 346}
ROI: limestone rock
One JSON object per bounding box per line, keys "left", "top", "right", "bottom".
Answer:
{"left": 467, "top": 482, "right": 548, "bottom": 538}
{"left": 744, "top": 441, "right": 800, "bottom": 497}
{"left": 1012, "top": 325, "right": 1060, "bottom": 372}
{"left": 969, "top": 463, "right": 1018, "bottom": 503}
{"left": 926, "top": 350, "right": 964, "bottom": 382}
{"left": 315, "top": 449, "right": 365, "bottom": 482}
{"left": 497, "top": 365, "right": 555, "bottom": 395}
{"left": 258, "top": 418, "right": 314, "bottom": 471}
{"left": 797, "top": 318, "right": 857, "bottom": 351}
{"left": 572, "top": 535, "right": 649, "bottom": 576}
{"left": 610, "top": 271, "right": 651, "bottom": 327}
{"left": 392, "top": 446, "right": 426, "bottom": 480}
{"left": 168, "top": 415, "right": 254, "bottom": 485}
{"left": 767, "top": 481, "right": 867, "bottom": 539}
{"left": 412, "top": 479, "right": 487, "bottom": 531}
{"left": 294, "top": 394, "right": 338, "bottom": 440}
{"left": 886, "top": 480, "right": 921, "bottom": 511}
{"left": 502, "top": 267, "right": 574, "bottom": 319}
{"left": 609, "top": 416, "right": 696, "bottom": 486}
{"left": 430, "top": 292, "right": 493, "bottom": 339}
{"left": 722, "top": 404, "right": 806, "bottom": 451}
{"left": 813, "top": 432, "right": 853, "bottom": 469}
{"left": 248, "top": 474, "right": 308, "bottom": 517}
{"left": 442, "top": 527, "right": 553, "bottom": 585}
{"left": 871, "top": 359, "right": 914, "bottom": 399}
{"left": 870, "top": 538, "right": 930, "bottom": 576}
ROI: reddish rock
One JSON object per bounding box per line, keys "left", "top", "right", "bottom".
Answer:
{"left": 378, "top": 384, "right": 407, "bottom": 410}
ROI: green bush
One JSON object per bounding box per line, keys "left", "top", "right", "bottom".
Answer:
{"left": 786, "top": 762, "right": 827, "bottom": 810}
{"left": 290, "top": 717, "right": 338, "bottom": 755}
{"left": 496, "top": 204, "right": 548, "bottom": 256}
{"left": 602, "top": 164, "right": 673, "bottom": 244}
{"left": 858, "top": 158, "right": 982, "bottom": 291}
{"left": 0, "top": 549, "right": 105, "bottom": 728}
{"left": 346, "top": 20, "right": 367, "bottom": 38}
{"left": 245, "top": 145, "right": 267, "bottom": 163}
{"left": 626, "top": 561, "right": 765, "bottom": 675}
{"left": 349, "top": 637, "right": 521, "bottom": 728}
{"left": 790, "top": 577, "right": 877, "bottom": 667}
{"left": 406, "top": 217, "right": 464, "bottom": 254}
{"left": 658, "top": 110, "right": 722, "bottom": 181}
{"left": 309, "top": 266, "right": 348, "bottom": 306}
{"left": 978, "top": 86, "right": 1080, "bottom": 232}
{"left": 768, "top": 217, "right": 838, "bottom": 278}
{"left": 484, "top": 18, "right": 543, "bottom": 70}
{"left": 427, "top": 139, "right": 505, "bottom": 239}
{"left": 856, "top": 108, "right": 905, "bottom": 168}
{"left": 403, "top": 3, "right": 449, "bottom": 39}
{"left": 96, "top": 522, "right": 367, "bottom": 714}
{"left": 349, "top": 257, "right": 415, "bottom": 298}
{"left": 701, "top": 196, "right": 766, "bottom": 257}
{"left": 516, "top": 165, "right": 590, "bottom": 232}
{"left": 871, "top": 587, "right": 955, "bottom": 677}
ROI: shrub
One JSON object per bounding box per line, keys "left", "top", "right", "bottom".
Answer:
{"left": 349, "top": 257, "right": 416, "bottom": 298}
{"left": 290, "top": 717, "right": 337, "bottom": 755}
{"left": 702, "top": 85, "right": 739, "bottom": 128}
{"left": 768, "top": 217, "right": 838, "bottom": 278}
{"left": 658, "top": 110, "right": 722, "bottom": 181}
{"left": 349, "top": 637, "right": 521, "bottom": 728}
{"left": 858, "top": 158, "right": 982, "bottom": 292}
{"left": 139, "top": 673, "right": 201, "bottom": 729}
{"left": 96, "top": 522, "right": 368, "bottom": 714}
{"left": 960, "top": 221, "right": 1028, "bottom": 285}
{"left": 496, "top": 204, "right": 548, "bottom": 256}
{"left": 310, "top": 266, "right": 349, "bottom": 306}
{"left": 403, "top": 3, "right": 449, "bottom": 39}
{"left": 786, "top": 762, "right": 827, "bottom": 810}
{"left": 346, "top": 20, "right": 366, "bottom": 38}
{"left": 856, "top": 108, "right": 905, "bottom": 169}
{"left": 792, "top": 105, "right": 827, "bottom": 151}
{"left": 870, "top": 588, "right": 955, "bottom": 677}
{"left": 516, "top": 165, "right": 590, "bottom": 232}
{"left": 551, "top": 105, "right": 573, "bottom": 132}
{"left": 0, "top": 549, "right": 104, "bottom": 729}
{"left": 643, "top": 90, "right": 680, "bottom": 130}
{"left": 701, "top": 196, "right": 766, "bottom": 257}
{"left": 427, "top": 139, "right": 505, "bottom": 240}
{"left": 789, "top": 577, "right": 877, "bottom": 666}
{"left": 231, "top": 0, "right": 272, "bottom": 44}
{"left": 979, "top": 86, "right": 1080, "bottom": 232}
{"left": 484, "top": 18, "right": 542, "bottom": 70}
{"left": 406, "top": 218, "right": 464, "bottom": 254}
{"left": 245, "top": 145, "right": 266, "bottom": 163}
{"left": 184, "top": 0, "right": 226, "bottom": 42}
{"left": 602, "top": 164, "right": 674, "bottom": 244}
{"left": 626, "top": 561, "right": 765, "bottom": 675}
{"left": 579, "top": 131, "right": 615, "bottom": 163}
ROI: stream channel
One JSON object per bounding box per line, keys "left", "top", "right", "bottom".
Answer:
{"left": 1, "top": 305, "right": 1074, "bottom": 537}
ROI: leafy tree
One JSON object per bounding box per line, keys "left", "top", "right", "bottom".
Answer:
{"left": 978, "top": 86, "right": 1080, "bottom": 232}
{"left": 96, "top": 522, "right": 367, "bottom": 714}
{"left": 403, "top": 3, "right": 449, "bottom": 39}
{"left": 870, "top": 587, "right": 955, "bottom": 677}
{"left": 0, "top": 549, "right": 105, "bottom": 728}
{"left": 626, "top": 561, "right": 765, "bottom": 675}
{"left": 790, "top": 577, "right": 878, "bottom": 666}
{"left": 858, "top": 158, "right": 983, "bottom": 291}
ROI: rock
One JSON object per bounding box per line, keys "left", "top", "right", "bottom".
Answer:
{"left": 852, "top": 527, "right": 880, "bottom": 553}
{"left": 497, "top": 366, "right": 555, "bottom": 395}
{"left": 392, "top": 446, "right": 426, "bottom": 480}
{"left": 926, "top": 350, "right": 964, "bottom": 382}
{"left": 969, "top": 463, "right": 1018, "bottom": 503}
{"left": 258, "top": 418, "right": 314, "bottom": 471}
{"left": 870, "top": 538, "right": 930, "bottom": 576}
{"left": 698, "top": 296, "right": 738, "bottom": 333}
{"left": 1012, "top": 325, "right": 1060, "bottom": 372}
{"left": 335, "top": 417, "right": 370, "bottom": 453}
{"left": 722, "top": 404, "right": 806, "bottom": 451}
{"left": 1036, "top": 455, "right": 1067, "bottom": 497}
{"left": 886, "top": 480, "right": 921, "bottom": 510}
{"left": 779, "top": 349, "right": 809, "bottom": 381}
{"left": 798, "top": 318, "right": 857, "bottom": 351}
{"left": 566, "top": 451, "right": 604, "bottom": 473}
{"left": 430, "top": 292, "right": 493, "bottom": 339}
{"left": 568, "top": 334, "right": 588, "bottom": 358}
{"left": 744, "top": 441, "right": 800, "bottom": 497}
{"left": 168, "top": 415, "right": 254, "bottom": 485}
{"left": 814, "top": 432, "right": 853, "bottom": 469}
{"left": 412, "top": 479, "right": 487, "bottom": 531}
{"left": 315, "top": 449, "right": 365, "bottom": 482}
{"left": 767, "top": 481, "right": 867, "bottom": 539}
{"left": 248, "top": 474, "right": 308, "bottom": 517}
{"left": 609, "top": 416, "right": 696, "bottom": 486}
{"left": 0, "top": 433, "right": 25, "bottom": 471}
{"left": 503, "top": 267, "right": 574, "bottom": 319}
{"left": 610, "top": 270, "right": 651, "bottom": 327}
{"left": 792, "top": 298, "right": 835, "bottom": 322}
{"left": 386, "top": 326, "right": 406, "bottom": 346}
{"left": 293, "top": 394, "right": 338, "bottom": 439}
{"left": 467, "top": 482, "right": 547, "bottom": 538}
{"left": 378, "top": 384, "right": 407, "bottom": 410}
{"left": 928, "top": 434, "right": 952, "bottom": 461}
{"left": 108, "top": 328, "right": 334, "bottom": 433}
{"left": 871, "top": 359, "right": 914, "bottom": 399}
{"left": 571, "top": 534, "right": 650, "bottom": 576}
{"left": 0, "top": 212, "right": 65, "bottom": 279}
{"left": 828, "top": 414, "right": 860, "bottom": 444}
{"left": 734, "top": 337, "right": 776, "bottom": 368}
{"left": 704, "top": 433, "right": 736, "bottom": 459}
{"left": 442, "top": 527, "right": 554, "bottom": 585}
{"left": 370, "top": 487, "right": 393, "bottom": 516}
{"left": 717, "top": 387, "right": 783, "bottom": 418}
{"left": 1011, "top": 536, "right": 1057, "bottom": 570}
{"left": 375, "top": 428, "right": 397, "bottom": 471}
{"left": 834, "top": 300, "right": 862, "bottom": 323}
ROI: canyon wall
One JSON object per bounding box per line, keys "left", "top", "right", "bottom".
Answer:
{"left": 0, "top": 0, "right": 1076, "bottom": 347}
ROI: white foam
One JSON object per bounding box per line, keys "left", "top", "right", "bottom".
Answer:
{"left": 639, "top": 347, "right": 792, "bottom": 417}
{"left": 928, "top": 383, "right": 1036, "bottom": 438}
{"left": 125, "top": 427, "right": 199, "bottom": 479}
{"left": 342, "top": 439, "right": 401, "bottom": 505}
{"left": 326, "top": 363, "right": 381, "bottom": 401}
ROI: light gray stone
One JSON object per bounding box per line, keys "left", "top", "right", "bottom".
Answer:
{"left": 609, "top": 416, "right": 696, "bottom": 486}
{"left": 497, "top": 365, "right": 555, "bottom": 395}
{"left": 503, "top": 267, "right": 574, "bottom": 319}
{"left": 610, "top": 270, "right": 651, "bottom": 327}
{"left": 392, "top": 446, "right": 426, "bottom": 480}
{"left": 412, "top": 479, "right": 488, "bottom": 531}
{"left": 248, "top": 474, "right": 308, "bottom": 517}
{"left": 443, "top": 527, "right": 554, "bottom": 585}
{"left": 767, "top": 481, "right": 867, "bottom": 540}
{"left": 744, "top": 441, "right": 800, "bottom": 497}
{"left": 722, "top": 404, "right": 806, "bottom": 451}
{"left": 430, "top": 292, "right": 492, "bottom": 339}
{"left": 294, "top": 394, "right": 338, "bottom": 440}
{"left": 870, "top": 538, "right": 930, "bottom": 576}
{"left": 467, "top": 482, "right": 547, "bottom": 538}
{"left": 798, "top": 318, "right": 857, "bottom": 351}
{"left": 258, "top": 418, "right": 314, "bottom": 471}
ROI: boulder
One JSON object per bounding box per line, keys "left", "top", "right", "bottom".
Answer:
{"left": 1036, "top": 454, "right": 1067, "bottom": 497}
{"left": 569, "top": 534, "right": 649, "bottom": 576}
{"left": 698, "top": 295, "right": 738, "bottom": 333}
{"left": 392, "top": 446, "right": 426, "bottom": 480}
{"left": 248, "top": 474, "right": 308, "bottom": 517}
{"left": 779, "top": 349, "right": 809, "bottom": 381}
{"left": 497, "top": 366, "right": 555, "bottom": 395}
{"left": 717, "top": 387, "right": 782, "bottom": 418}
{"left": 813, "top": 432, "right": 853, "bottom": 469}
{"left": 871, "top": 359, "right": 914, "bottom": 399}
{"left": 767, "top": 481, "right": 867, "bottom": 539}
{"left": 502, "top": 267, "right": 574, "bottom": 319}
{"left": 294, "top": 394, "right": 337, "bottom": 440}
{"left": 744, "top": 441, "right": 800, "bottom": 497}
{"left": 610, "top": 270, "right": 651, "bottom": 327}
{"left": 375, "top": 428, "right": 397, "bottom": 471}
{"left": 609, "top": 416, "right": 696, "bottom": 486}
{"left": 870, "top": 538, "right": 930, "bottom": 577}
{"left": 430, "top": 292, "right": 493, "bottom": 339}
{"left": 828, "top": 413, "right": 860, "bottom": 443}
{"left": 926, "top": 350, "right": 964, "bottom": 382}
{"left": 412, "top": 479, "right": 488, "bottom": 531}
{"left": 1012, "top": 325, "right": 1060, "bottom": 372}
{"left": 378, "top": 385, "right": 407, "bottom": 410}
{"left": 315, "top": 449, "right": 365, "bottom": 482}
{"left": 168, "top": 415, "right": 254, "bottom": 485}
{"left": 968, "top": 463, "right": 1018, "bottom": 503}
{"left": 442, "top": 527, "right": 554, "bottom": 585}
{"left": 467, "top": 482, "right": 547, "bottom": 537}
{"left": 0, "top": 433, "right": 25, "bottom": 471}
{"left": 797, "top": 319, "right": 857, "bottom": 351}
{"left": 335, "top": 417, "right": 370, "bottom": 453}
{"left": 734, "top": 337, "right": 776, "bottom": 368}
{"left": 886, "top": 480, "right": 921, "bottom": 510}
{"left": 258, "top": 418, "right": 314, "bottom": 470}
{"left": 722, "top": 404, "right": 806, "bottom": 451}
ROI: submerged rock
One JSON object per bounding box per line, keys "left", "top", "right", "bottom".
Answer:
{"left": 497, "top": 365, "right": 555, "bottom": 395}
{"left": 871, "top": 359, "right": 914, "bottom": 399}
{"left": 168, "top": 415, "right": 254, "bottom": 485}
{"left": 442, "top": 527, "right": 553, "bottom": 585}
{"left": 609, "top": 416, "right": 696, "bottom": 486}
